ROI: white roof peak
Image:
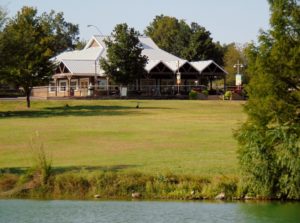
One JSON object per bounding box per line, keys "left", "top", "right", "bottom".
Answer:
{"left": 53, "top": 36, "right": 227, "bottom": 75}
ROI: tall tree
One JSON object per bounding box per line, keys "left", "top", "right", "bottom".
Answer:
{"left": 40, "top": 10, "right": 79, "bottom": 54}
{"left": 145, "top": 15, "right": 181, "bottom": 56}
{"left": 0, "top": 6, "right": 79, "bottom": 107}
{"left": 235, "top": 0, "right": 300, "bottom": 199}
{"left": 145, "top": 15, "right": 224, "bottom": 64}
{"left": 0, "top": 6, "right": 8, "bottom": 85}
{"left": 223, "top": 43, "right": 245, "bottom": 86}
{"left": 183, "top": 22, "right": 224, "bottom": 65}
{"left": 100, "top": 23, "right": 148, "bottom": 88}
{"left": 0, "top": 6, "right": 7, "bottom": 31}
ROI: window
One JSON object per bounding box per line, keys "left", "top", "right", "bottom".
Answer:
{"left": 59, "top": 80, "right": 67, "bottom": 92}
{"left": 70, "top": 80, "right": 78, "bottom": 91}
{"left": 98, "top": 79, "right": 107, "bottom": 90}
{"left": 49, "top": 82, "right": 56, "bottom": 92}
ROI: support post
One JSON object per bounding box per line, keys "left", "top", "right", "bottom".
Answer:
{"left": 67, "top": 76, "right": 71, "bottom": 97}
{"left": 224, "top": 75, "right": 227, "bottom": 92}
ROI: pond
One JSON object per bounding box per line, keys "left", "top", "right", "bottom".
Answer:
{"left": 0, "top": 199, "right": 299, "bottom": 223}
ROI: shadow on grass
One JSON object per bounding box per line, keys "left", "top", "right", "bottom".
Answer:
{"left": 0, "top": 165, "right": 139, "bottom": 175}
{"left": 0, "top": 104, "right": 174, "bottom": 118}
{"left": 0, "top": 105, "right": 138, "bottom": 118}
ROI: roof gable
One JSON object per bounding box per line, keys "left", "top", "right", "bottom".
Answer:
{"left": 53, "top": 35, "right": 227, "bottom": 76}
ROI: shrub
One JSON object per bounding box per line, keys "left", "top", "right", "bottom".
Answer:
{"left": 224, "top": 91, "right": 232, "bottom": 100}
{"left": 189, "top": 90, "right": 198, "bottom": 100}
{"left": 0, "top": 174, "right": 19, "bottom": 191}
{"left": 202, "top": 90, "right": 209, "bottom": 96}
{"left": 30, "top": 132, "right": 52, "bottom": 186}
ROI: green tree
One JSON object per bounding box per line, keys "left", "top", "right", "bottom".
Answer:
{"left": 235, "top": 0, "right": 300, "bottom": 199}
{"left": 184, "top": 22, "right": 224, "bottom": 65}
{"left": 0, "top": 6, "right": 79, "bottom": 107}
{"left": 39, "top": 10, "right": 79, "bottom": 54}
{"left": 145, "top": 15, "right": 224, "bottom": 64}
{"left": 75, "top": 39, "right": 87, "bottom": 50}
{"left": 145, "top": 15, "right": 182, "bottom": 56}
{"left": 223, "top": 43, "right": 245, "bottom": 86}
{"left": 0, "top": 6, "right": 7, "bottom": 30}
{"left": 100, "top": 23, "right": 148, "bottom": 88}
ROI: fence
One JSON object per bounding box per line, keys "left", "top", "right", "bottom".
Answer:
{"left": 32, "top": 84, "right": 226, "bottom": 98}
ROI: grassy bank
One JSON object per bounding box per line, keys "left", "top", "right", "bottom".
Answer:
{"left": 0, "top": 99, "right": 247, "bottom": 200}
{"left": 0, "top": 169, "right": 241, "bottom": 200}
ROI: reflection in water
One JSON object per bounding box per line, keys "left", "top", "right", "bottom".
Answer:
{"left": 0, "top": 200, "right": 299, "bottom": 223}
{"left": 238, "top": 201, "right": 300, "bottom": 223}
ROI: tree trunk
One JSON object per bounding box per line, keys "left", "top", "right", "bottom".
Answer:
{"left": 25, "top": 89, "right": 32, "bottom": 108}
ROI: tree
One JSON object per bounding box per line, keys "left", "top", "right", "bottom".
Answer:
{"left": 183, "top": 22, "right": 224, "bottom": 65}
{"left": 235, "top": 0, "right": 300, "bottom": 199}
{"left": 39, "top": 10, "right": 79, "bottom": 54}
{"left": 100, "top": 23, "right": 148, "bottom": 88}
{"left": 145, "top": 15, "right": 224, "bottom": 64}
{"left": 0, "top": 7, "right": 79, "bottom": 108}
{"left": 0, "top": 6, "right": 7, "bottom": 31}
{"left": 223, "top": 43, "right": 246, "bottom": 86}
{"left": 75, "top": 39, "right": 87, "bottom": 50}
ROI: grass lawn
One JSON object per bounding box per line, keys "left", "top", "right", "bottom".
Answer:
{"left": 0, "top": 99, "right": 246, "bottom": 176}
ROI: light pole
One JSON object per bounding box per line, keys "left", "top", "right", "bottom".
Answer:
{"left": 233, "top": 60, "right": 244, "bottom": 74}
{"left": 87, "top": 24, "right": 104, "bottom": 97}
{"left": 176, "top": 61, "right": 181, "bottom": 95}
{"left": 87, "top": 24, "right": 103, "bottom": 36}
{"left": 233, "top": 60, "right": 244, "bottom": 91}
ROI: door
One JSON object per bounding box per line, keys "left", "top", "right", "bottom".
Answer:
{"left": 80, "top": 79, "right": 89, "bottom": 96}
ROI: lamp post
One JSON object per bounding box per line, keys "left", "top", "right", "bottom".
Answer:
{"left": 233, "top": 60, "right": 244, "bottom": 91}
{"left": 87, "top": 24, "right": 103, "bottom": 36}
{"left": 176, "top": 61, "right": 181, "bottom": 95}
{"left": 233, "top": 60, "right": 244, "bottom": 74}
{"left": 87, "top": 24, "right": 104, "bottom": 97}
{"left": 176, "top": 71, "right": 181, "bottom": 95}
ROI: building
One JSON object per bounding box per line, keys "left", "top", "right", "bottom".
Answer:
{"left": 43, "top": 35, "right": 227, "bottom": 98}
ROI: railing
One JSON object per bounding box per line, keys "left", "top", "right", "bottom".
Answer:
{"left": 32, "top": 84, "right": 226, "bottom": 98}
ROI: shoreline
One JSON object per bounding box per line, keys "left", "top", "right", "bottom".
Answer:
{"left": 1, "top": 171, "right": 299, "bottom": 201}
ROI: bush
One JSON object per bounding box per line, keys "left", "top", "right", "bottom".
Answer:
{"left": 224, "top": 91, "right": 232, "bottom": 100}
{"left": 202, "top": 90, "right": 209, "bottom": 96}
{"left": 0, "top": 174, "right": 19, "bottom": 191}
{"left": 189, "top": 90, "right": 198, "bottom": 100}
{"left": 30, "top": 132, "right": 52, "bottom": 186}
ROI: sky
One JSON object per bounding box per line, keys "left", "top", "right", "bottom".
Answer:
{"left": 1, "top": 0, "right": 270, "bottom": 44}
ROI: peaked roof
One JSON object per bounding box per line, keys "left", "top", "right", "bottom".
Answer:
{"left": 190, "top": 60, "right": 228, "bottom": 74}
{"left": 53, "top": 35, "right": 227, "bottom": 76}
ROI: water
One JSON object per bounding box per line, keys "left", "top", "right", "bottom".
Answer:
{"left": 0, "top": 199, "right": 299, "bottom": 223}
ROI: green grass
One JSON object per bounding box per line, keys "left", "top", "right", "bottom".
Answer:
{"left": 0, "top": 99, "right": 246, "bottom": 177}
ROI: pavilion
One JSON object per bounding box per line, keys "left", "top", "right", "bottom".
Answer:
{"left": 49, "top": 35, "right": 227, "bottom": 97}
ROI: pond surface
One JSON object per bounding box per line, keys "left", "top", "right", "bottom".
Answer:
{"left": 0, "top": 199, "right": 299, "bottom": 223}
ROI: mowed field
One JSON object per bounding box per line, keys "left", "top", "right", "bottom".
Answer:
{"left": 0, "top": 99, "right": 246, "bottom": 176}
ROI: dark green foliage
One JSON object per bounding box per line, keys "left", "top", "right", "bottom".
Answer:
{"left": 0, "top": 7, "right": 79, "bottom": 107}
{"left": 100, "top": 23, "right": 148, "bottom": 86}
{"left": 0, "top": 6, "right": 7, "bottom": 31}
{"left": 145, "top": 15, "right": 224, "bottom": 65}
{"left": 235, "top": 0, "right": 300, "bottom": 199}
{"left": 189, "top": 90, "right": 198, "bottom": 100}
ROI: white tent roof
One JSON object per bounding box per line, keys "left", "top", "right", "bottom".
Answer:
{"left": 190, "top": 60, "right": 228, "bottom": 74}
{"left": 53, "top": 35, "right": 226, "bottom": 76}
